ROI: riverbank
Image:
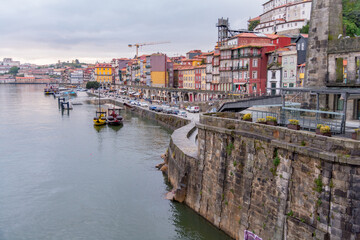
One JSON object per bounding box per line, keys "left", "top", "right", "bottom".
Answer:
{"left": 87, "top": 92, "right": 190, "bottom": 131}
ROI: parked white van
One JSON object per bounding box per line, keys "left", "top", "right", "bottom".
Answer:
{"left": 189, "top": 106, "right": 200, "bottom": 113}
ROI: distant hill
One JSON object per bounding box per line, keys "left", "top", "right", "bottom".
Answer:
{"left": 343, "top": 0, "right": 360, "bottom": 36}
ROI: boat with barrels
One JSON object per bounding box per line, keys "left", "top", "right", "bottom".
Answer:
{"left": 107, "top": 107, "right": 123, "bottom": 126}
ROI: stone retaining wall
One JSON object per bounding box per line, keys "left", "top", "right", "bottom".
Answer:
{"left": 168, "top": 114, "right": 360, "bottom": 240}
{"left": 128, "top": 106, "right": 190, "bottom": 132}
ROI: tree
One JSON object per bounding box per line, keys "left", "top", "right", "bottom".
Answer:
{"left": 86, "top": 81, "right": 100, "bottom": 89}
{"left": 342, "top": 0, "right": 360, "bottom": 36}
{"left": 248, "top": 20, "right": 260, "bottom": 31}
{"left": 300, "top": 23, "right": 309, "bottom": 34}
{"left": 9, "top": 66, "right": 19, "bottom": 75}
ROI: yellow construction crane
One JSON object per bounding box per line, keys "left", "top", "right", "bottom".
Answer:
{"left": 128, "top": 41, "right": 170, "bottom": 58}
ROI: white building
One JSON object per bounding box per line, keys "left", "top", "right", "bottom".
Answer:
{"left": 1, "top": 58, "right": 20, "bottom": 67}
{"left": 281, "top": 50, "right": 297, "bottom": 88}
{"left": 254, "top": 0, "right": 312, "bottom": 34}
{"left": 70, "top": 70, "right": 84, "bottom": 84}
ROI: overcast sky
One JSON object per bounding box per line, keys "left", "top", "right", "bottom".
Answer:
{"left": 0, "top": 0, "right": 263, "bottom": 65}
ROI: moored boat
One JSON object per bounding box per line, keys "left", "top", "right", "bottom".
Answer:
{"left": 107, "top": 107, "right": 123, "bottom": 126}
{"left": 93, "top": 111, "right": 107, "bottom": 126}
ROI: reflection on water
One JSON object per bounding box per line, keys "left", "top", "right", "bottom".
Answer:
{"left": 0, "top": 85, "right": 232, "bottom": 240}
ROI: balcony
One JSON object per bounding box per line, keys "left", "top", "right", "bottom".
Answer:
{"left": 326, "top": 79, "right": 360, "bottom": 87}
{"left": 220, "top": 77, "right": 232, "bottom": 82}
{"left": 232, "top": 66, "right": 248, "bottom": 71}
{"left": 220, "top": 56, "right": 231, "bottom": 60}
{"left": 238, "top": 53, "right": 261, "bottom": 58}
{"left": 219, "top": 67, "right": 232, "bottom": 71}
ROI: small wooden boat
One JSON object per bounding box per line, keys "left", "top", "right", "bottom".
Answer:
{"left": 107, "top": 108, "right": 123, "bottom": 126}
{"left": 93, "top": 111, "right": 107, "bottom": 126}
{"left": 93, "top": 89, "right": 106, "bottom": 126}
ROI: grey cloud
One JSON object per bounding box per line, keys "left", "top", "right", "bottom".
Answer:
{"left": 0, "top": 0, "right": 262, "bottom": 64}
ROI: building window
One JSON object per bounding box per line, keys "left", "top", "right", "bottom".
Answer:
{"left": 289, "top": 83, "right": 294, "bottom": 87}
{"left": 252, "top": 71, "right": 257, "bottom": 79}
{"left": 291, "top": 70, "right": 295, "bottom": 77}
{"left": 253, "top": 59, "right": 258, "bottom": 67}
{"left": 283, "top": 58, "right": 287, "bottom": 64}
{"left": 272, "top": 71, "right": 276, "bottom": 79}
{"left": 301, "top": 43, "right": 305, "bottom": 51}
{"left": 284, "top": 70, "right": 288, "bottom": 78}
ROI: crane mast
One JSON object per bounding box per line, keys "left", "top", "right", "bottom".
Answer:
{"left": 128, "top": 41, "right": 170, "bottom": 58}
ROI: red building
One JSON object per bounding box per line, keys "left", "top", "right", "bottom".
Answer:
{"left": 194, "top": 66, "right": 202, "bottom": 90}
{"left": 218, "top": 33, "right": 291, "bottom": 94}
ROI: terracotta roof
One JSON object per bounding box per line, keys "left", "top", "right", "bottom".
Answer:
{"left": 298, "top": 63, "right": 306, "bottom": 67}
{"left": 300, "top": 34, "right": 309, "bottom": 38}
{"left": 266, "top": 47, "right": 290, "bottom": 54}
{"left": 233, "top": 43, "right": 275, "bottom": 49}
{"left": 202, "top": 51, "right": 214, "bottom": 56}
{"left": 265, "top": 34, "right": 279, "bottom": 39}
{"left": 194, "top": 65, "right": 206, "bottom": 68}
{"left": 95, "top": 63, "right": 112, "bottom": 68}
{"left": 284, "top": 43, "right": 297, "bottom": 47}
{"left": 187, "top": 50, "right": 202, "bottom": 53}
{"left": 248, "top": 16, "right": 260, "bottom": 22}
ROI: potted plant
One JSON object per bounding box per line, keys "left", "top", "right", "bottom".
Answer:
{"left": 257, "top": 118, "right": 266, "bottom": 124}
{"left": 266, "top": 116, "right": 278, "bottom": 126}
{"left": 316, "top": 124, "right": 323, "bottom": 134}
{"left": 352, "top": 129, "right": 360, "bottom": 140}
{"left": 320, "top": 125, "right": 331, "bottom": 137}
{"left": 288, "top": 119, "right": 300, "bottom": 130}
{"left": 242, "top": 113, "right": 252, "bottom": 122}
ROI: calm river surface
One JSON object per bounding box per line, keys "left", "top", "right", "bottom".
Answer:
{"left": 0, "top": 85, "right": 231, "bottom": 240}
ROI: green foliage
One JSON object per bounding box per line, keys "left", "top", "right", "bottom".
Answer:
{"left": 287, "top": 210, "right": 294, "bottom": 217}
{"left": 343, "top": 0, "right": 360, "bottom": 37}
{"left": 248, "top": 20, "right": 260, "bottom": 31}
{"left": 300, "top": 23, "right": 309, "bottom": 34}
{"left": 301, "top": 141, "right": 306, "bottom": 146}
{"left": 86, "top": 81, "right": 100, "bottom": 89}
{"left": 314, "top": 176, "right": 323, "bottom": 193}
{"left": 9, "top": 66, "right": 19, "bottom": 75}
{"left": 273, "top": 156, "right": 280, "bottom": 167}
{"left": 226, "top": 143, "right": 234, "bottom": 156}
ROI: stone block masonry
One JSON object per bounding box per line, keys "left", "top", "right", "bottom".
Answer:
{"left": 168, "top": 114, "right": 360, "bottom": 240}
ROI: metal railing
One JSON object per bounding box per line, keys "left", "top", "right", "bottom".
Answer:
{"left": 247, "top": 108, "right": 344, "bottom": 134}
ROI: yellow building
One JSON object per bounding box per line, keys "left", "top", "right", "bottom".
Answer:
{"left": 95, "top": 63, "right": 113, "bottom": 86}
{"left": 182, "top": 66, "right": 195, "bottom": 89}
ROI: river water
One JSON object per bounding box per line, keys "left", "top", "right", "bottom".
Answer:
{"left": 0, "top": 85, "right": 231, "bottom": 240}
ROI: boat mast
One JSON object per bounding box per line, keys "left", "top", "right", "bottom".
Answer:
{"left": 98, "top": 87, "right": 100, "bottom": 112}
